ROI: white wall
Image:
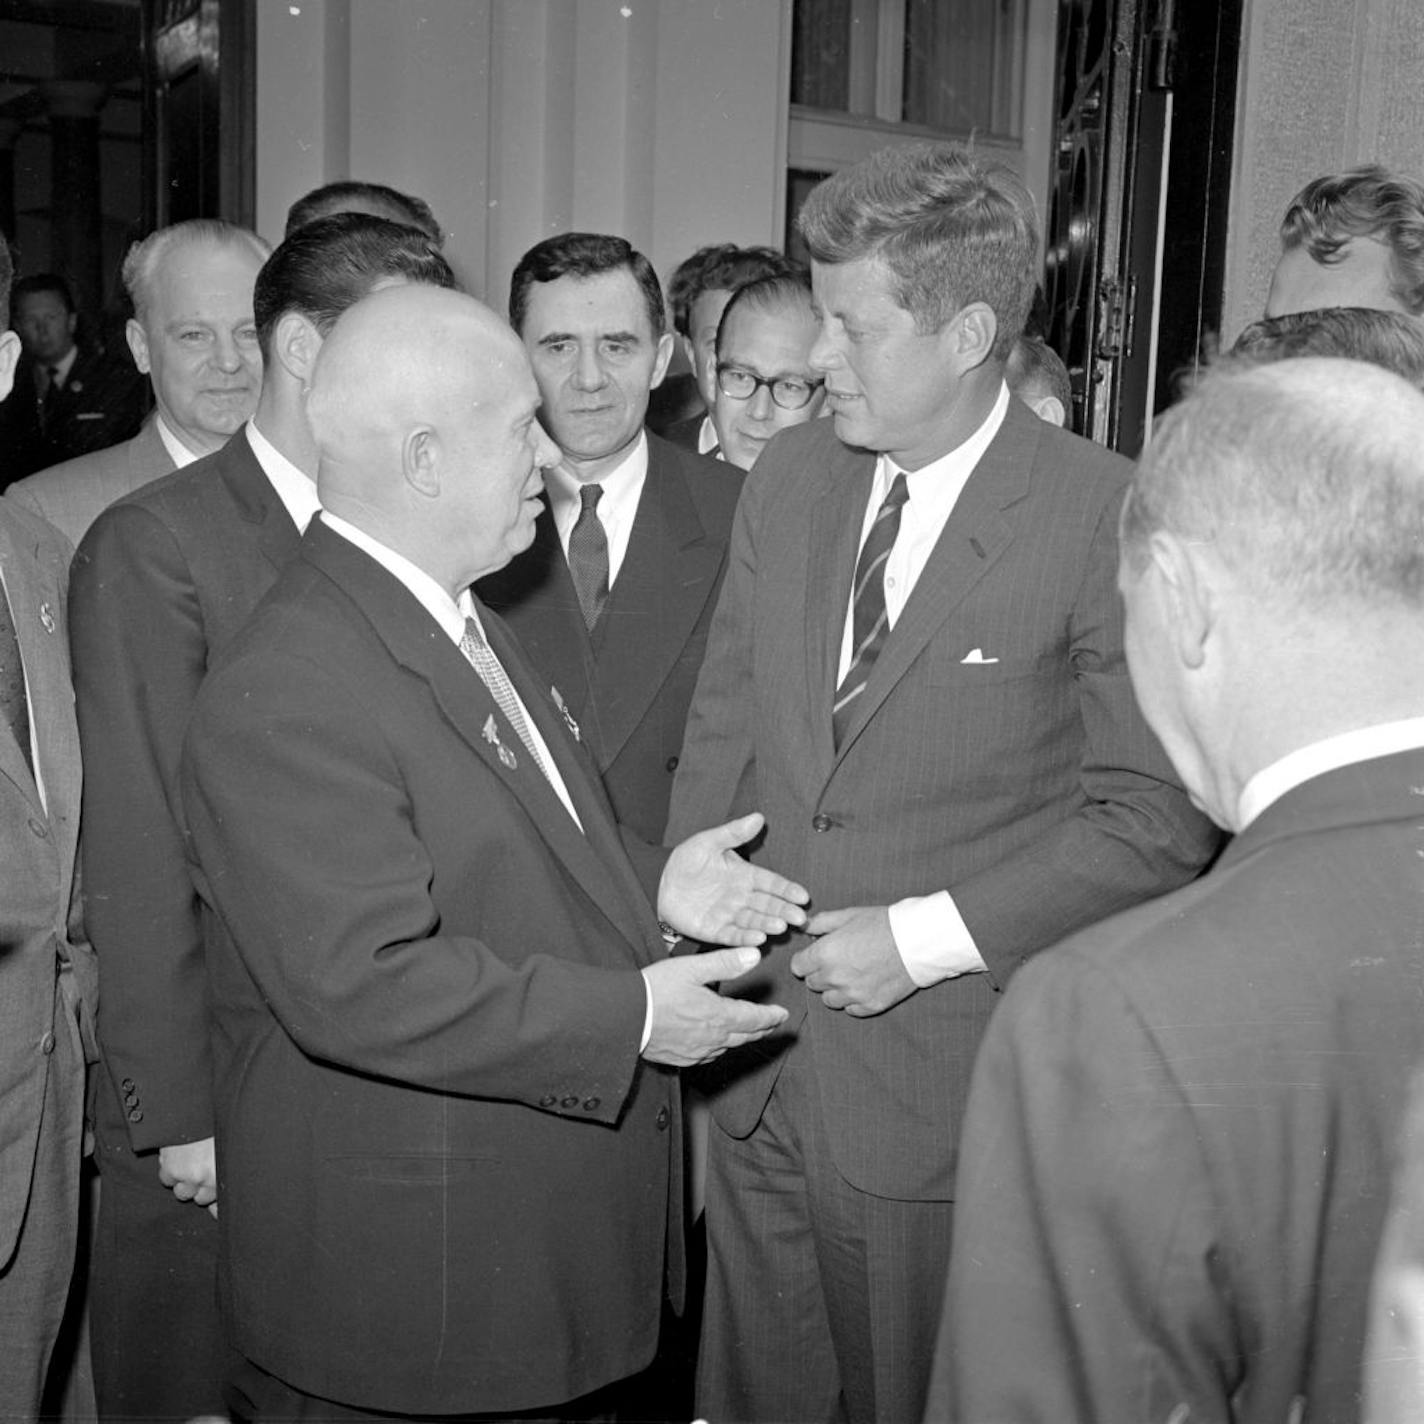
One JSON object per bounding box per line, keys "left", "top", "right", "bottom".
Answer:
{"left": 256, "top": 0, "right": 790, "bottom": 303}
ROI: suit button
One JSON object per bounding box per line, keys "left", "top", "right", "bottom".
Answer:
{"left": 665, "top": 755, "right": 679, "bottom": 772}
{"left": 127, "top": 1107, "right": 143, "bottom": 1123}
{"left": 583, "top": 1097, "right": 600, "bottom": 1112}
{"left": 28, "top": 818, "right": 47, "bottom": 839}
{"left": 560, "top": 1095, "right": 579, "bottom": 1109}
{"left": 539, "top": 1094, "right": 557, "bottom": 1107}
{"left": 39, "top": 1031, "right": 55, "bottom": 1055}
{"left": 811, "top": 813, "right": 834, "bottom": 833}
{"left": 655, "top": 1106, "right": 670, "bottom": 1131}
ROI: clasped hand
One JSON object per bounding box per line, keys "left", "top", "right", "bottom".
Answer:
{"left": 158, "top": 1136, "right": 218, "bottom": 1218}
{"left": 791, "top": 904, "right": 918, "bottom": 1017}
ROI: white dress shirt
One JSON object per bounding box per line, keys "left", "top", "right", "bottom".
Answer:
{"left": 44, "top": 345, "right": 78, "bottom": 392}
{"left": 836, "top": 382, "right": 1010, "bottom": 989}
{"left": 246, "top": 419, "right": 322, "bottom": 532}
{"left": 544, "top": 433, "right": 649, "bottom": 589}
{"left": 1238, "top": 717, "right": 1424, "bottom": 829}
{"left": 154, "top": 413, "right": 204, "bottom": 470}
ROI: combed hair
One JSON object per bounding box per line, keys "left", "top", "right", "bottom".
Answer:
{"left": 254, "top": 212, "right": 456, "bottom": 361}
{"left": 1005, "top": 334, "right": 1073, "bottom": 413}
{"left": 1279, "top": 166, "right": 1424, "bottom": 315}
{"left": 1124, "top": 357, "right": 1424, "bottom": 609}
{"left": 509, "top": 232, "right": 666, "bottom": 340}
{"left": 12, "top": 273, "right": 75, "bottom": 314}
{"left": 285, "top": 180, "right": 442, "bottom": 244}
{"left": 667, "top": 244, "right": 801, "bottom": 337}
{"left": 715, "top": 271, "right": 814, "bottom": 355}
{"left": 796, "top": 141, "right": 1038, "bottom": 358}
{"left": 122, "top": 220, "right": 271, "bottom": 326}
{"left": 1230, "top": 306, "right": 1424, "bottom": 389}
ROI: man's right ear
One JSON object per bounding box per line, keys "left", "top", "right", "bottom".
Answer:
{"left": 125, "top": 317, "right": 152, "bottom": 375}
{"left": 0, "top": 330, "right": 19, "bottom": 401}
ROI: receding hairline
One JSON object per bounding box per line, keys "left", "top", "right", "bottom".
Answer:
{"left": 123, "top": 221, "right": 271, "bottom": 324}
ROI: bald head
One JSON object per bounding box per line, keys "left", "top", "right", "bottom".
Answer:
{"left": 1125, "top": 357, "right": 1424, "bottom": 611}
{"left": 310, "top": 285, "right": 558, "bottom": 591}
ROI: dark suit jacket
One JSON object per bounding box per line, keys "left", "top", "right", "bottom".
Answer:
{"left": 667, "top": 400, "right": 1218, "bottom": 1200}
{"left": 0, "top": 347, "right": 147, "bottom": 484}
{"left": 0, "top": 502, "right": 95, "bottom": 1266}
{"left": 69, "top": 427, "right": 302, "bottom": 1152}
{"left": 933, "top": 750, "right": 1424, "bottom": 1424}
{"left": 479, "top": 432, "right": 740, "bottom": 843}
{"left": 179, "top": 519, "right": 680, "bottom": 1415}
{"left": 6, "top": 416, "right": 175, "bottom": 549}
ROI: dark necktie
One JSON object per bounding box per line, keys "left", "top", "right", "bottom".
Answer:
{"left": 0, "top": 579, "right": 33, "bottom": 776}
{"left": 459, "top": 616, "right": 554, "bottom": 788}
{"left": 37, "top": 366, "right": 60, "bottom": 433}
{"left": 832, "top": 473, "right": 910, "bottom": 747}
{"left": 567, "top": 484, "right": 609, "bottom": 631}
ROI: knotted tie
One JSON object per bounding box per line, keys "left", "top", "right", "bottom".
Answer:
{"left": 459, "top": 617, "right": 552, "bottom": 786}
{"left": 832, "top": 473, "right": 910, "bottom": 747}
{"left": 567, "top": 483, "right": 609, "bottom": 631}
{"left": 37, "top": 365, "right": 60, "bottom": 433}
{"left": 0, "top": 581, "right": 33, "bottom": 775}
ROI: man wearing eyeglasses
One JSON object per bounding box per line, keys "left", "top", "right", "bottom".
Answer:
{"left": 709, "top": 273, "right": 827, "bottom": 470}
{"left": 478, "top": 231, "right": 739, "bottom": 851}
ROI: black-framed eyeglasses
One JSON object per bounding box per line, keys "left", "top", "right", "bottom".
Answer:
{"left": 716, "top": 364, "right": 824, "bottom": 411}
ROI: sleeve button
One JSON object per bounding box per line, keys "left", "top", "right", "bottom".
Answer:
{"left": 539, "top": 1094, "right": 557, "bottom": 1107}
{"left": 582, "top": 1097, "right": 600, "bottom": 1111}
{"left": 560, "top": 1095, "right": 579, "bottom": 1109}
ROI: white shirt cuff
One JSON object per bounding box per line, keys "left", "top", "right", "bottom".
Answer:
{"left": 888, "top": 891, "right": 985, "bottom": 987}
{"left": 639, "top": 975, "right": 654, "bottom": 1052}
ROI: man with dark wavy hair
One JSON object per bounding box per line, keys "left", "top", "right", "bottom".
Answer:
{"left": 1266, "top": 164, "right": 1424, "bottom": 318}
{"left": 668, "top": 141, "right": 1217, "bottom": 1423}
{"left": 69, "top": 213, "right": 455, "bottom": 1422}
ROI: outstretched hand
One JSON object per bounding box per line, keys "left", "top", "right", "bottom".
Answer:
{"left": 659, "top": 812, "right": 809, "bottom": 946}
{"left": 642, "top": 946, "right": 789, "bottom": 1066}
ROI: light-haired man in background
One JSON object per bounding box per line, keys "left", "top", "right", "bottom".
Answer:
{"left": 5, "top": 219, "right": 269, "bottom": 545}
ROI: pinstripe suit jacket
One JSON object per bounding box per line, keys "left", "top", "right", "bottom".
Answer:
{"left": 666, "top": 398, "right": 1219, "bottom": 1200}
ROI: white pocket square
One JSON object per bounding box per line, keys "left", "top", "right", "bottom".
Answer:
{"left": 960, "top": 648, "right": 999, "bottom": 664}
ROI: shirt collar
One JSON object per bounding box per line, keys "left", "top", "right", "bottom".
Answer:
{"left": 246, "top": 418, "right": 321, "bottom": 532}
{"left": 154, "top": 412, "right": 204, "bottom": 469}
{"left": 874, "top": 380, "right": 1010, "bottom": 513}
{"left": 317, "top": 512, "right": 467, "bottom": 645}
{"left": 49, "top": 346, "right": 79, "bottom": 386}
{"left": 543, "top": 429, "right": 649, "bottom": 531}
{"left": 1237, "top": 716, "right": 1424, "bottom": 828}
{"left": 697, "top": 414, "right": 718, "bottom": 455}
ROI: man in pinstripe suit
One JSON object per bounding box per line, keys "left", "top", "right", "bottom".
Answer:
{"left": 666, "top": 141, "right": 1219, "bottom": 1423}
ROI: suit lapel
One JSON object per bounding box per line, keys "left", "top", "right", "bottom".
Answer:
{"left": 217, "top": 428, "right": 304, "bottom": 571}
{"left": 806, "top": 446, "right": 877, "bottom": 775}
{"left": 590, "top": 444, "right": 723, "bottom": 767}
{"left": 830, "top": 403, "right": 1036, "bottom": 763}
{"left": 303, "top": 525, "right": 657, "bottom": 962}
{"left": 0, "top": 518, "right": 78, "bottom": 855}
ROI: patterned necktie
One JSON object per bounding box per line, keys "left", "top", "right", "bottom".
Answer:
{"left": 0, "top": 580, "right": 33, "bottom": 776}
{"left": 832, "top": 473, "right": 910, "bottom": 747}
{"left": 459, "top": 617, "right": 552, "bottom": 786}
{"left": 567, "top": 483, "right": 609, "bottom": 631}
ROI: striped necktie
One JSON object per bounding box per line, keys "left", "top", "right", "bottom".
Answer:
{"left": 832, "top": 473, "right": 910, "bottom": 747}
{"left": 567, "top": 483, "right": 609, "bottom": 631}
{"left": 459, "top": 617, "right": 552, "bottom": 786}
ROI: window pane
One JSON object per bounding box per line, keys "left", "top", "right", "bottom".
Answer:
{"left": 902, "top": 0, "right": 1023, "bottom": 138}
{"left": 791, "top": 0, "right": 854, "bottom": 111}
